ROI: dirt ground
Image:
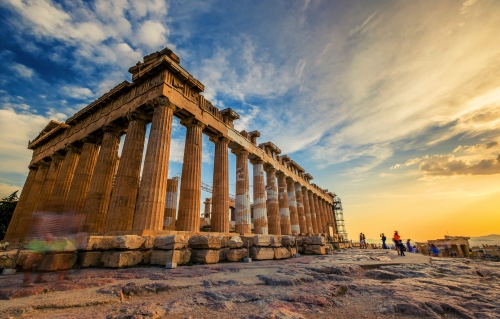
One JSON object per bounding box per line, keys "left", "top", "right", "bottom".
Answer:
{"left": 0, "top": 249, "right": 499, "bottom": 319}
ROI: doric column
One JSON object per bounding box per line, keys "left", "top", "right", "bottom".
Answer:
{"left": 4, "top": 165, "right": 38, "bottom": 240}
{"left": 286, "top": 178, "right": 299, "bottom": 235}
{"left": 163, "top": 178, "right": 178, "bottom": 229}
{"left": 330, "top": 202, "right": 338, "bottom": 233}
{"left": 177, "top": 118, "right": 205, "bottom": 232}
{"left": 233, "top": 148, "right": 251, "bottom": 234}
{"left": 294, "top": 183, "right": 306, "bottom": 235}
{"left": 203, "top": 198, "right": 212, "bottom": 218}
{"left": 34, "top": 153, "right": 65, "bottom": 212}
{"left": 313, "top": 194, "right": 324, "bottom": 234}
{"left": 308, "top": 191, "right": 319, "bottom": 234}
{"left": 265, "top": 165, "right": 280, "bottom": 235}
{"left": 133, "top": 97, "right": 176, "bottom": 231}
{"left": 277, "top": 172, "right": 291, "bottom": 235}
{"left": 65, "top": 138, "right": 99, "bottom": 217}
{"left": 82, "top": 125, "right": 121, "bottom": 233}
{"left": 48, "top": 145, "right": 82, "bottom": 210}
{"left": 210, "top": 136, "right": 230, "bottom": 233}
{"left": 319, "top": 198, "right": 328, "bottom": 233}
{"left": 105, "top": 113, "right": 147, "bottom": 232}
{"left": 301, "top": 187, "right": 313, "bottom": 234}
{"left": 18, "top": 161, "right": 50, "bottom": 239}
{"left": 251, "top": 158, "right": 268, "bottom": 234}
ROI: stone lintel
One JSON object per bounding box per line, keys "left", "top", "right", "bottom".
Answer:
{"left": 220, "top": 108, "right": 240, "bottom": 128}
{"left": 280, "top": 154, "right": 291, "bottom": 163}
{"left": 248, "top": 130, "right": 260, "bottom": 145}
{"left": 303, "top": 173, "right": 313, "bottom": 180}
{"left": 258, "top": 142, "right": 282, "bottom": 155}
{"left": 289, "top": 160, "right": 305, "bottom": 173}
{"left": 28, "top": 121, "right": 70, "bottom": 149}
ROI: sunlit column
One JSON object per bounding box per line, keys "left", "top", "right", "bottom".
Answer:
{"left": 163, "top": 178, "right": 179, "bottom": 229}
{"left": 301, "top": 187, "right": 313, "bottom": 235}
{"left": 251, "top": 158, "right": 268, "bottom": 234}
{"left": 286, "top": 178, "right": 300, "bottom": 236}
{"left": 34, "top": 152, "right": 65, "bottom": 212}
{"left": 313, "top": 194, "right": 324, "bottom": 234}
{"left": 233, "top": 148, "right": 251, "bottom": 234}
{"left": 308, "top": 191, "right": 319, "bottom": 234}
{"left": 49, "top": 144, "right": 82, "bottom": 209}
{"left": 294, "top": 183, "right": 307, "bottom": 235}
{"left": 265, "top": 165, "right": 280, "bottom": 235}
{"left": 210, "top": 136, "right": 230, "bottom": 233}
{"left": 277, "top": 171, "right": 291, "bottom": 235}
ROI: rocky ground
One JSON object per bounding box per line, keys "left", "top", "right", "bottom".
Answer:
{"left": 0, "top": 249, "right": 499, "bottom": 319}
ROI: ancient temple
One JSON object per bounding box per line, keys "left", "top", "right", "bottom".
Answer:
{"left": 4, "top": 47, "right": 337, "bottom": 242}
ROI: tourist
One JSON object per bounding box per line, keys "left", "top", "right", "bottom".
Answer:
{"left": 413, "top": 245, "right": 418, "bottom": 253}
{"left": 399, "top": 240, "right": 406, "bottom": 256}
{"left": 359, "top": 233, "right": 365, "bottom": 249}
{"left": 380, "top": 233, "right": 387, "bottom": 249}
{"left": 362, "top": 233, "right": 366, "bottom": 249}
{"left": 406, "top": 239, "right": 413, "bottom": 253}
{"left": 393, "top": 231, "right": 401, "bottom": 255}
{"left": 431, "top": 244, "right": 439, "bottom": 257}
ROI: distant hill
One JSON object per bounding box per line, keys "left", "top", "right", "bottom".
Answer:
{"left": 469, "top": 234, "right": 500, "bottom": 246}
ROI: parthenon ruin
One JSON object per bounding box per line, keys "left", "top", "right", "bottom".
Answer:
{"left": 4, "top": 47, "right": 337, "bottom": 242}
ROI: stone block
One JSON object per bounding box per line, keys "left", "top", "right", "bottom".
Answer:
{"left": 227, "top": 248, "right": 248, "bottom": 262}
{"left": 286, "top": 246, "right": 297, "bottom": 256}
{"left": 304, "top": 245, "right": 326, "bottom": 255}
{"left": 38, "top": 253, "right": 77, "bottom": 271}
{"left": 298, "top": 245, "right": 305, "bottom": 254}
{"left": 150, "top": 248, "right": 191, "bottom": 265}
{"left": 77, "top": 251, "right": 103, "bottom": 267}
{"left": 270, "top": 235, "right": 282, "bottom": 247}
{"left": 194, "top": 249, "right": 219, "bottom": 264}
{"left": 101, "top": 251, "right": 142, "bottom": 268}
{"left": 274, "top": 247, "right": 292, "bottom": 259}
{"left": 300, "top": 236, "right": 326, "bottom": 246}
{"left": 110, "top": 235, "right": 145, "bottom": 250}
{"left": 79, "top": 236, "right": 114, "bottom": 250}
{"left": 141, "top": 250, "right": 152, "bottom": 264}
{"left": 141, "top": 236, "right": 154, "bottom": 249}
{"left": 241, "top": 235, "right": 254, "bottom": 247}
{"left": 188, "top": 235, "right": 221, "bottom": 249}
{"left": 253, "top": 235, "right": 271, "bottom": 247}
{"left": 218, "top": 236, "right": 231, "bottom": 248}
{"left": 17, "top": 252, "right": 43, "bottom": 269}
{"left": 251, "top": 247, "right": 275, "bottom": 260}
{"left": 219, "top": 248, "right": 230, "bottom": 261}
{"left": 282, "top": 235, "right": 296, "bottom": 247}
{"left": 154, "top": 235, "right": 188, "bottom": 250}
{"left": 2, "top": 269, "right": 16, "bottom": 275}
{"left": 0, "top": 250, "right": 17, "bottom": 269}
{"left": 227, "top": 236, "right": 244, "bottom": 248}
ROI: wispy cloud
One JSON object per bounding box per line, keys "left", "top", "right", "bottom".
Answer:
{"left": 10, "top": 63, "right": 35, "bottom": 78}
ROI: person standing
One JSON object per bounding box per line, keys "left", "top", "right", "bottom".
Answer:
{"left": 381, "top": 233, "right": 387, "bottom": 249}
{"left": 362, "top": 233, "right": 366, "bottom": 249}
{"left": 359, "top": 233, "right": 364, "bottom": 249}
{"left": 406, "top": 239, "right": 413, "bottom": 253}
{"left": 393, "top": 231, "right": 401, "bottom": 255}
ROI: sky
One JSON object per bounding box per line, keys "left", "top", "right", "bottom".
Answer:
{"left": 0, "top": 0, "right": 499, "bottom": 243}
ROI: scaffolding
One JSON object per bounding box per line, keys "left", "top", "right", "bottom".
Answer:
{"left": 333, "top": 195, "right": 348, "bottom": 241}
{"left": 172, "top": 173, "right": 236, "bottom": 200}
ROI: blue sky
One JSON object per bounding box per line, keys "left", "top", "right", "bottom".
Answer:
{"left": 1, "top": 0, "right": 499, "bottom": 241}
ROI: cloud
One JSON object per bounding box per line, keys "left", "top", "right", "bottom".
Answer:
{"left": 136, "top": 20, "right": 169, "bottom": 48}
{"left": 418, "top": 154, "right": 500, "bottom": 177}
{"left": 454, "top": 141, "right": 498, "bottom": 153}
{"left": 391, "top": 157, "right": 423, "bottom": 169}
{"left": 62, "top": 86, "right": 93, "bottom": 99}
{"left": 10, "top": 63, "right": 35, "bottom": 78}
{"left": 349, "top": 12, "right": 377, "bottom": 36}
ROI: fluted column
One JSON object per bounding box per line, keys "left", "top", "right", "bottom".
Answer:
{"left": 133, "top": 97, "right": 176, "bottom": 231}
{"left": 66, "top": 138, "right": 100, "bottom": 219}
{"left": 18, "top": 161, "right": 50, "bottom": 239}
{"left": 203, "top": 198, "right": 212, "bottom": 218}
{"left": 295, "top": 183, "right": 306, "bottom": 235}
{"left": 308, "top": 191, "right": 319, "bottom": 234}
{"left": 287, "top": 178, "right": 299, "bottom": 235}
{"left": 313, "top": 194, "right": 324, "bottom": 234}
{"left": 210, "top": 136, "right": 230, "bottom": 233}
{"left": 48, "top": 145, "right": 82, "bottom": 210}
{"left": 319, "top": 198, "right": 328, "bottom": 233}
{"left": 163, "top": 178, "right": 178, "bottom": 229}
{"left": 251, "top": 158, "right": 268, "bottom": 234}
{"left": 177, "top": 118, "right": 205, "bottom": 232}
{"left": 233, "top": 148, "right": 251, "bottom": 234}
{"left": 265, "top": 165, "right": 280, "bottom": 235}
{"left": 34, "top": 153, "right": 65, "bottom": 212}
{"left": 301, "top": 187, "right": 313, "bottom": 234}
{"left": 277, "top": 172, "right": 291, "bottom": 235}
{"left": 4, "top": 166, "right": 38, "bottom": 240}
{"left": 105, "top": 113, "right": 147, "bottom": 232}
{"left": 82, "top": 125, "right": 121, "bottom": 233}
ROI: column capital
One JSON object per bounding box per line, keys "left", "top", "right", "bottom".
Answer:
{"left": 103, "top": 123, "right": 124, "bottom": 136}
{"left": 65, "top": 143, "right": 82, "bottom": 154}
{"left": 285, "top": 176, "right": 295, "bottom": 184}
{"left": 147, "top": 96, "right": 177, "bottom": 111}
{"left": 264, "top": 164, "right": 276, "bottom": 173}
{"left": 180, "top": 117, "right": 206, "bottom": 129}
{"left": 82, "top": 135, "right": 101, "bottom": 145}
{"left": 127, "top": 110, "right": 149, "bottom": 123}
{"left": 231, "top": 147, "right": 249, "bottom": 156}
{"left": 50, "top": 152, "right": 65, "bottom": 162}
{"left": 209, "top": 135, "right": 229, "bottom": 144}
{"left": 249, "top": 157, "right": 264, "bottom": 165}
{"left": 275, "top": 170, "right": 287, "bottom": 178}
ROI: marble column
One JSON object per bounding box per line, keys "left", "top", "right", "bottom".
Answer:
{"left": 4, "top": 165, "right": 38, "bottom": 240}
{"left": 233, "top": 148, "right": 251, "bottom": 234}
{"left": 301, "top": 187, "right": 313, "bottom": 234}
{"left": 203, "top": 198, "right": 212, "bottom": 218}
{"left": 82, "top": 125, "right": 121, "bottom": 233}
{"left": 265, "top": 165, "right": 280, "bottom": 235}
{"left": 48, "top": 145, "right": 82, "bottom": 210}
{"left": 308, "top": 191, "right": 319, "bottom": 234}
{"left": 65, "top": 138, "right": 100, "bottom": 219}
{"left": 313, "top": 194, "right": 324, "bottom": 234}
{"left": 287, "top": 178, "right": 299, "bottom": 236}
{"left": 133, "top": 97, "right": 176, "bottom": 231}
{"left": 319, "top": 198, "right": 328, "bottom": 233}
{"left": 277, "top": 172, "right": 291, "bottom": 235}
{"left": 163, "top": 178, "right": 178, "bottom": 229}
{"left": 34, "top": 153, "right": 65, "bottom": 212}
{"left": 18, "top": 161, "right": 50, "bottom": 239}
{"left": 177, "top": 118, "right": 205, "bottom": 232}
{"left": 210, "top": 136, "right": 230, "bottom": 233}
{"left": 294, "top": 183, "right": 306, "bottom": 235}
{"left": 105, "top": 113, "right": 147, "bottom": 232}
{"left": 251, "top": 158, "right": 268, "bottom": 234}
